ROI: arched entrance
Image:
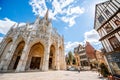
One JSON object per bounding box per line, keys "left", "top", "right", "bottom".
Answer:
{"left": 49, "top": 45, "right": 55, "bottom": 70}
{"left": 26, "top": 42, "right": 44, "bottom": 70}
{"left": 0, "top": 38, "right": 12, "bottom": 61}
{"left": 8, "top": 41, "right": 25, "bottom": 70}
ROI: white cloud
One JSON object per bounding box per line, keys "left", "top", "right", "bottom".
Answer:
{"left": 65, "top": 6, "right": 85, "bottom": 16}
{"left": 65, "top": 41, "right": 84, "bottom": 54}
{"left": 0, "top": 18, "right": 17, "bottom": 34}
{"left": 29, "top": 0, "right": 84, "bottom": 27}
{"left": 29, "top": 0, "right": 47, "bottom": 16}
{"left": 84, "top": 29, "right": 102, "bottom": 49}
{"left": 61, "top": 6, "right": 84, "bottom": 27}
{"left": 84, "top": 29, "right": 100, "bottom": 43}
{"left": 61, "top": 15, "right": 77, "bottom": 27}
{"left": 0, "top": 18, "right": 26, "bottom": 34}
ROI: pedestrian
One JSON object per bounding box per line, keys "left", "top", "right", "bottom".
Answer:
{"left": 78, "top": 66, "right": 81, "bottom": 73}
{"left": 90, "top": 64, "right": 93, "bottom": 70}
{"left": 108, "top": 73, "right": 114, "bottom": 80}
{"left": 97, "top": 67, "right": 101, "bottom": 76}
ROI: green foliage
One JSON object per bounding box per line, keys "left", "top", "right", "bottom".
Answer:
{"left": 100, "top": 63, "right": 109, "bottom": 77}
{"left": 68, "top": 51, "right": 73, "bottom": 61}
{"left": 72, "top": 57, "right": 76, "bottom": 65}
{"left": 65, "top": 55, "right": 70, "bottom": 65}
{"left": 66, "top": 51, "right": 74, "bottom": 65}
{"left": 65, "top": 51, "right": 77, "bottom": 65}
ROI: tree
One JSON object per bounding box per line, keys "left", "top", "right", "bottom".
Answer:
{"left": 100, "top": 63, "right": 109, "bottom": 77}
{"left": 65, "top": 55, "right": 70, "bottom": 65}
{"left": 72, "top": 57, "right": 76, "bottom": 65}
{"left": 68, "top": 51, "right": 74, "bottom": 65}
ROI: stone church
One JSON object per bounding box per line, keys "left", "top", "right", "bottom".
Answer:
{"left": 0, "top": 11, "right": 66, "bottom": 72}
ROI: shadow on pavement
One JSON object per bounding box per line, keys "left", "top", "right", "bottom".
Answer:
{"left": 98, "top": 76, "right": 108, "bottom": 80}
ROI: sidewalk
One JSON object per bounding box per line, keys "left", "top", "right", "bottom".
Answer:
{"left": 0, "top": 71, "right": 108, "bottom": 80}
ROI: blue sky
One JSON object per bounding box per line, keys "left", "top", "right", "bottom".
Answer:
{"left": 0, "top": 0, "right": 107, "bottom": 54}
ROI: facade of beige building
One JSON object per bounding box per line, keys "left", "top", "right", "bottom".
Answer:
{"left": 94, "top": 0, "right": 120, "bottom": 75}
{"left": 0, "top": 11, "right": 66, "bottom": 72}
{"left": 95, "top": 50, "right": 106, "bottom": 65}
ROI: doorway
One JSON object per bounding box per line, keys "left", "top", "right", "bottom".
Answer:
{"left": 13, "top": 56, "right": 20, "bottom": 69}
{"left": 8, "top": 41, "right": 25, "bottom": 70}
{"left": 30, "top": 57, "right": 41, "bottom": 69}
{"left": 49, "top": 45, "right": 56, "bottom": 70}
{"left": 49, "top": 58, "right": 52, "bottom": 69}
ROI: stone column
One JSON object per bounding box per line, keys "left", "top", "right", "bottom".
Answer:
{"left": 25, "top": 56, "right": 32, "bottom": 70}
{"left": 41, "top": 44, "right": 50, "bottom": 71}
{"left": 60, "top": 49, "right": 63, "bottom": 70}
{"left": 62, "top": 47, "right": 66, "bottom": 70}
{"left": 0, "top": 35, "right": 19, "bottom": 72}
{"left": 56, "top": 47, "right": 60, "bottom": 70}
{"left": 40, "top": 57, "right": 43, "bottom": 70}
{"left": 53, "top": 49, "right": 56, "bottom": 69}
{"left": 15, "top": 41, "right": 30, "bottom": 72}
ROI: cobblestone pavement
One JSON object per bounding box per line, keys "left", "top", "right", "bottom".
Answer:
{"left": 0, "top": 71, "right": 107, "bottom": 80}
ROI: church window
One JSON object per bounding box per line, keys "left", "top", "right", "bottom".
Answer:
{"left": 105, "top": 9, "right": 110, "bottom": 16}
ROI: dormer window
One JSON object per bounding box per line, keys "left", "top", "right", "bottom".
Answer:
{"left": 98, "top": 15, "right": 105, "bottom": 23}
{"left": 105, "top": 9, "right": 110, "bottom": 16}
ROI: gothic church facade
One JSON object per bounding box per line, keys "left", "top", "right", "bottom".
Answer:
{"left": 0, "top": 11, "right": 66, "bottom": 72}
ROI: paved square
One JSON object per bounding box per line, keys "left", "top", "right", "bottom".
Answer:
{"left": 0, "top": 71, "right": 107, "bottom": 80}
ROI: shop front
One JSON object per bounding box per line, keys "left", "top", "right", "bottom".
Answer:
{"left": 107, "top": 52, "right": 120, "bottom": 79}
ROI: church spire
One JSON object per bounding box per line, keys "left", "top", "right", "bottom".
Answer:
{"left": 44, "top": 9, "right": 49, "bottom": 20}
{"left": 34, "top": 14, "right": 40, "bottom": 24}
{"left": 36, "top": 15, "right": 40, "bottom": 20}
{"left": 11, "top": 23, "right": 16, "bottom": 28}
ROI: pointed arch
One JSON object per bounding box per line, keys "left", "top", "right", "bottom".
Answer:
{"left": 49, "top": 44, "right": 56, "bottom": 70}
{"left": 26, "top": 42, "right": 44, "bottom": 70}
{"left": 8, "top": 41, "right": 25, "bottom": 70}
{"left": 0, "top": 38, "right": 13, "bottom": 61}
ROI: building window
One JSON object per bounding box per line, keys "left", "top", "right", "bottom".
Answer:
{"left": 105, "top": 9, "right": 110, "bottom": 16}
{"left": 98, "top": 15, "right": 105, "bottom": 23}
{"left": 114, "top": 19, "right": 120, "bottom": 27}
{"left": 114, "top": 16, "right": 120, "bottom": 27}
{"left": 109, "top": 36, "right": 120, "bottom": 51}
{"left": 80, "top": 55, "right": 87, "bottom": 59}
{"left": 104, "top": 24, "right": 113, "bottom": 33}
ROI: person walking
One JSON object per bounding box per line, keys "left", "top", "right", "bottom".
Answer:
{"left": 97, "top": 67, "right": 101, "bottom": 76}
{"left": 78, "top": 66, "right": 81, "bottom": 73}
